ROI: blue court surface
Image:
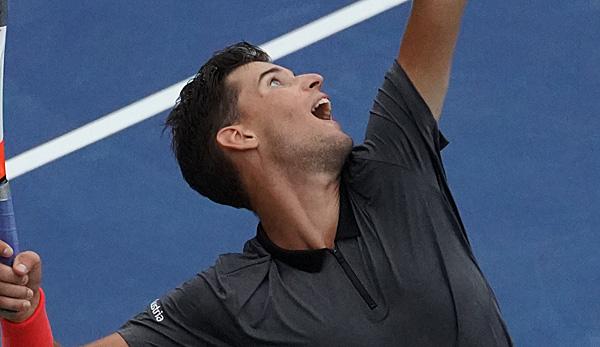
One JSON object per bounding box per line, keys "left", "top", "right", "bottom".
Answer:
{"left": 4, "top": 0, "right": 600, "bottom": 345}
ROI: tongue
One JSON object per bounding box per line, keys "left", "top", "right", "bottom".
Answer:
{"left": 312, "top": 104, "right": 330, "bottom": 119}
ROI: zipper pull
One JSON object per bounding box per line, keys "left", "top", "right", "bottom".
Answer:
{"left": 332, "top": 246, "right": 346, "bottom": 263}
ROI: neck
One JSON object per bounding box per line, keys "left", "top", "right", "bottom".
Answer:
{"left": 248, "top": 167, "right": 341, "bottom": 250}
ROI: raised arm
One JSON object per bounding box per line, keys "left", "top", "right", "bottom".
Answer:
{"left": 398, "top": 0, "right": 468, "bottom": 120}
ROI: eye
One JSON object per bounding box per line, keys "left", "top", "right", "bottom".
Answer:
{"left": 269, "top": 78, "right": 282, "bottom": 88}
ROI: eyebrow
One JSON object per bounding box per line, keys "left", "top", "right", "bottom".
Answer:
{"left": 257, "top": 67, "right": 283, "bottom": 86}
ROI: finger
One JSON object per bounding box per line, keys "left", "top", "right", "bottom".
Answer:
{"left": 13, "top": 251, "right": 41, "bottom": 276}
{"left": 0, "top": 264, "right": 28, "bottom": 285}
{"left": 0, "top": 295, "right": 31, "bottom": 313}
{"left": 0, "top": 240, "right": 13, "bottom": 258}
{"left": 0, "top": 282, "right": 33, "bottom": 299}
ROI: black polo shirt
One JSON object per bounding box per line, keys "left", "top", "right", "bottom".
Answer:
{"left": 118, "top": 62, "right": 513, "bottom": 346}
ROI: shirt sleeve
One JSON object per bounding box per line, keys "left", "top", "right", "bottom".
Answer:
{"left": 117, "top": 270, "right": 237, "bottom": 347}
{"left": 356, "top": 60, "right": 449, "bottom": 174}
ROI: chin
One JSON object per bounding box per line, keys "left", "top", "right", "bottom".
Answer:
{"left": 319, "top": 131, "right": 353, "bottom": 173}
{"left": 269, "top": 127, "right": 353, "bottom": 174}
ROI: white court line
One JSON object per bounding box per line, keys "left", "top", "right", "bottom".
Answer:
{"left": 6, "top": 0, "right": 409, "bottom": 179}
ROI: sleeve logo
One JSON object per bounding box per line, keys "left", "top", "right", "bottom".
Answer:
{"left": 150, "top": 299, "right": 165, "bottom": 322}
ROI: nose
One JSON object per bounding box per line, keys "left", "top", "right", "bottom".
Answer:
{"left": 300, "top": 73, "right": 323, "bottom": 90}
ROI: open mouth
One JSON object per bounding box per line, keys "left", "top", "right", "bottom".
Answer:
{"left": 311, "top": 97, "right": 332, "bottom": 120}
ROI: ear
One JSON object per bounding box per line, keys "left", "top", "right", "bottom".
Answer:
{"left": 216, "top": 125, "right": 258, "bottom": 151}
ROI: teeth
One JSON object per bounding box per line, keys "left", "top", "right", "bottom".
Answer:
{"left": 310, "top": 97, "right": 333, "bottom": 120}
{"left": 312, "top": 97, "right": 330, "bottom": 112}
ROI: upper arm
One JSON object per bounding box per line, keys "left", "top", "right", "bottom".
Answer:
{"left": 115, "top": 272, "right": 237, "bottom": 346}
{"left": 358, "top": 62, "right": 448, "bottom": 177}
{"left": 398, "top": 0, "right": 468, "bottom": 119}
{"left": 84, "top": 333, "right": 128, "bottom": 347}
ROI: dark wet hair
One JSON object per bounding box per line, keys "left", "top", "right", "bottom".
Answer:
{"left": 165, "top": 42, "right": 271, "bottom": 209}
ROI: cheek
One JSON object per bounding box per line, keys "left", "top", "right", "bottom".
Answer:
{"left": 254, "top": 104, "right": 315, "bottom": 144}
{"left": 270, "top": 90, "right": 305, "bottom": 112}
{"left": 261, "top": 118, "right": 310, "bottom": 149}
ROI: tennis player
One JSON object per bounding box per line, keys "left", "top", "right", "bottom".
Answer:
{"left": 0, "top": 0, "right": 514, "bottom": 345}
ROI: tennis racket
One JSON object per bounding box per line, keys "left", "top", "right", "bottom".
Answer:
{"left": 0, "top": 0, "right": 19, "bottom": 267}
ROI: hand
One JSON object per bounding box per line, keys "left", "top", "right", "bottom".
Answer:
{"left": 0, "top": 241, "right": 42, "bottom": 323}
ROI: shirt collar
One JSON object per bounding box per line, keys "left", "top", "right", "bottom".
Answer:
{"left": 256, "top": 184, "right": 359, "bottom": 272}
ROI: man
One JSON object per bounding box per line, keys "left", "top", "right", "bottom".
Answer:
{"left": 0, "top": 0, "right": 514, "bottom": 345}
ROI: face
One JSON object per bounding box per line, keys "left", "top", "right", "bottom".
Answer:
{"left": 225, "top": 62, "right": 353, "bottom": 175}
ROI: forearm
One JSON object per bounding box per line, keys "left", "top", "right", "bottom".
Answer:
{"left": 0, "top": 249, "right": 120, "bottom": 346}
{"left": 398, "top": 0, "right": 468, "bottom": 119}
{"left": 2, "top": 290, "right": 115, "bottom": 347}
{"left": 402, "top": 0, "right": 468, "bottom": 58}
{"left": 1, "top": 288, "right": 54, "bottom": 347}
{"left": 410, "top": 0, "right": 468, "bottom": 26}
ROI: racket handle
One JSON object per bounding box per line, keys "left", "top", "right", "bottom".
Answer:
{"left": 0, "top": 180, "right": 18, "bottom": 266}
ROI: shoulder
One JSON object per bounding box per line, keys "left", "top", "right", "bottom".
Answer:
{"left": 210, "top": 237, "right": 271, "bottom": 276}
{"left": 117, "top": 238, "right": 273, "bottom": 346}
{"left": 198, "top": 238, "right": 273, "bottom": 313}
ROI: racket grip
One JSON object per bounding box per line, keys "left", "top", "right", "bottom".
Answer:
{"left": 0, "top": 181, "right": 18, "bottom": 266}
